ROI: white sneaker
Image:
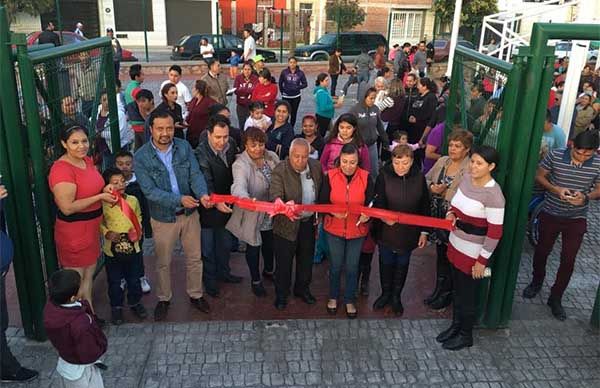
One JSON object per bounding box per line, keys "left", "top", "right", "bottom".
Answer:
{"left": 140, "top": 276, "right": 151, "bottom": 293}
{"left": 120, "top": 278, "right": 127, "bottom": 290}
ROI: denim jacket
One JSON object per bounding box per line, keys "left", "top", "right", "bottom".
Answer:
{"left": 134, "top": 137, "right": 208, "bottom": 223}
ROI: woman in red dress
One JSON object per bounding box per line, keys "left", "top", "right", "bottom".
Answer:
{"left": 48, "top": 125, "right": 116, "bottom": 311}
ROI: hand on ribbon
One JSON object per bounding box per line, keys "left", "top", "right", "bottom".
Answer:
{"left": 268, "top": 198, "right": 298, "bottom": 220}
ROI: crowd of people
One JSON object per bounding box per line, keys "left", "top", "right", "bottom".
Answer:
{"left": 1, "top": 31, "right": 599, "bottom": 386}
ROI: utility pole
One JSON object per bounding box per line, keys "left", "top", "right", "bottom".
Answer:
{"left": 289, "top": 0, "right": 296, "bottom": 57}
{"left": 446, "top": 0, "right": 463, "bottom": 77}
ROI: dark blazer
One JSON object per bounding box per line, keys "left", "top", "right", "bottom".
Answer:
{"left": 195, "top": 138, "right": 237, "bottom": 227}
{"left": 269, "top": 158, "right": 322, "bottom": 241}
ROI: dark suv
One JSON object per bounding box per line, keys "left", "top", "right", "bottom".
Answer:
{"left": 171, "top": 34, "right": 277, "bottom": 63}
{"left": 294, "top": 32, "right": 387, "bottom": 62}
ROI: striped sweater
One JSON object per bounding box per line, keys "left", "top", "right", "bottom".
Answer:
{"left": 447, "top": 174, "right": 505, "bottom": 275}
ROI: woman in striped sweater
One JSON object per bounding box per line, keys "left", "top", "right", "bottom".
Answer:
{"left": 437, "top": 145, "right": 505, "bottom": 351}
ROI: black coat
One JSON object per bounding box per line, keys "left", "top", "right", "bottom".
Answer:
{"left": 195, "top": 139, "right": 237, "bottom": 227}
{"left": 373, "top": 162, "right": 430, "bottom": 255}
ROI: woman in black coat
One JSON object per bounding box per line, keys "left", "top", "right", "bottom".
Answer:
{"left": 408, "top": 77, "right": 438, "bottom": 166}
{"left": 372, "top": 144, "right": 430, "bottom": 316}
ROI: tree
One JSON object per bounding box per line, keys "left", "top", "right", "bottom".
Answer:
{"left": 1, "top": 0, "right": 53, "bottom": 23}
{"left": 433, "top": 0, "right": 498, "bottom": 30}
{"left": 325, "top": 0, "right": 366, "bottom": 32}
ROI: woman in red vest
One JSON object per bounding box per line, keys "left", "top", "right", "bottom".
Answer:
{"left": 318, "top": 143, "right": 374, "bottom": 318}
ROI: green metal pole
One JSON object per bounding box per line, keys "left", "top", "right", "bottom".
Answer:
{"left": 336, "top": 6, "right": 341, "bottom": 48}
{"left": 0, "top": 110, "right": 34, "bottom": 339}
{"left": 442, "top": 53, "right": 463, "bottom": 154}
{"left": 143, "top": 0, "right": 149, "bottom": 62}
{"left": 216, "top": 1, "right": 220, "bottom": 50}
{"left": 55, "top": 0, "right": 63, "bottom": 45}
{"left": 591, "top": 283, "right": 600, "bottom": 329}
{"left": 280, "top": 9, "right": 284, "bottom": 63}
{"left": 103, "top": 45, "right": 121, "bottom": 154}
{"left": 14, "top": 34, "right": 59, "bottom": 277}
{"left": 0, "top": 7, "right": 47, "bottom": 340}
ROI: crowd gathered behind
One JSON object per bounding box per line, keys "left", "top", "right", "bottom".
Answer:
{"left": 1, "top": 30, "right": 599, "bottom": 387}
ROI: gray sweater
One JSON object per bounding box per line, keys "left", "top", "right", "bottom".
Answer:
{"left": 353, "top": 53, "right": 374, "bottom": 73}
{"left": 349, "top": 103, "right": 389, "bottom": 146}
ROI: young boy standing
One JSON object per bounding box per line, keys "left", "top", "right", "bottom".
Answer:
{"left": 101, "top": 168, "right": 148, "bottom": 325}
{"left": 44, "top": 270, "right": 107, "bottom": 388}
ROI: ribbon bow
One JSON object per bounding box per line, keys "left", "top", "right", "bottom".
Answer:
{"left": 268, "top": 198, "right": 298, "bottom": 220}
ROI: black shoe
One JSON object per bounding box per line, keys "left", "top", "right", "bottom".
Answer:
{"left": 428, "top": 291, "right": 453, "bottom": 310}
{"left": 190, "top": 297, "right": 210, "bottom": 313}
{"left": 154, "top": 301, "right": 170, "bottom": 321}
{"left": 442, "top": 333, "right": 473, "bottom": 351}
{"left": 345, "top": 304, "right": 357, "bottom": 319}
{"left": 274, "top": 297, "right": 287, "bottom": 310}
{"left": 130, "top": 303, "right": 148, "bottom": 320}
{"left": 436, "top": 323, "right": 460, "bottom": 343}
{"left": 424, "top": 277, "right": 444, "bottom": 305}
{"left": 373, "top": 263, "right": 395, "bottom": 310}
{"left": 251, "top": 282, "right": 267, "bottom": 297}
{"left": 547, "top": 296, "right": 567, "bottom": 321}
{"left": 111, "top": 307, "right": 124, "bottom": 325}
{"left": 391, "top": 294, "right": 404, "bottom": 316}
{"left": 262, "top": 270, "right": 274, "bottom": 279}
{"left": 294, "top": 291, "right": 316, "bottom": 305}
{"left": 222, "top": 273, "right": 243, "bottom": 283}
{"left": 205, "top": 287, "right": 220, "bottom": 298}
{"left": 391, "top": 264, "right": 409, "bottom": 316}
{"left": 523, "top": 282, "right": 543, "bottom": 299}
{"left": 1, "top": 367, "right": 39, "bottom": 383}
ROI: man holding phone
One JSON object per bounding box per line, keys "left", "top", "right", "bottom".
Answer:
{"left": 522, "top": 131, "right": 600, "bottom": 321}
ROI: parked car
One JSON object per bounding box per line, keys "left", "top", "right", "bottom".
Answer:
{"left": 26, "top": 31, "right": 138, "bottom": 61}
{"left": 294, "top": 32, "right": 388, "bottom": 62}
{"left": 171, "top": 34, "right": 277, "bottom": 63}
{"left": 431, "top": 39, "right": 475, "bottom": 62}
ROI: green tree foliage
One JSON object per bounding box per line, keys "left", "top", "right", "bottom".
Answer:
{"left": 1, "top": 0, "right": 53, "bottom": 23}
{"left": 325, "top": 0, "right": 366, "bottom": 32}
{"left": 433, "top": 0, "right": 498, "bottom": 29}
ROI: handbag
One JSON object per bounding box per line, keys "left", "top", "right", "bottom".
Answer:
{"left": 430, "top": 164, "right": 450, "bottom": 244}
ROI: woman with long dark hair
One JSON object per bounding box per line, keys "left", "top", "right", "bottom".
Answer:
{"left": 314, "top": 73, "right": 344, "bottom": 137}
{"left": 156, "top": 82, "right": 187, "bottom": 139}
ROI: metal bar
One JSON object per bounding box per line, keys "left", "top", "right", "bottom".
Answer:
{"left": 88, "top": 51, "right": 108, "bottom": 145}
{"left": 442, "top": 56, "right": 463, "bottom": 154}
{"left": 14, "top": 34, "right": 59, "bottom": 277}
{"left": 29, "top": 37, "right": 112, "bottom": 64}
{"left": 455, "top": 45, "right": 513, "bottom": 74}
{"left": 103, "top": 46, "right": 121, "bottom": 154}
{"left": 280, "top": 9, "right": 284, "bottom": 63}
{"left": 143, "top": 0, "right": 149, "bottom": 63}
{"left": 55, "top": 0, "right": 63, "bottom": 45}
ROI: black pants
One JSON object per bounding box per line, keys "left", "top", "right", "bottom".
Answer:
{"left": 451, "top": 266, "right": 479, "bottom": 331}
{"left": 0, "top": 272, "right": 21, "bottom": 377}
{"left": 105, "top": 252, "right": 143, "bottom": 308}
{"left": 316, "top": 114, "right": 332, "bottom": 138}
{"left": 283, "top": 96, "right": 301, "bottom": 128}
{"left": 273, "top": 221, "right": 315, "bottom": 299}
{"left": 330, "top": 74, "right": 339, "bottom": 96}
{"left": 245, "top": 230, "right": 274, "bottom": 282}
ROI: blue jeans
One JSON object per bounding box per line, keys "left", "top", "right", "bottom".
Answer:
{"left": 326, "top": 232, "right": 364, "bottom": 303}
{"left": 201, "top": 227, "right": 232, "bottom": 291}
{"left": 105, "top": 251, "right": 143, "bottom": 308}
{"left": 367, "top": 143, "right": 379, "bottom": 178}
{"left": 313, "top": 223, "right": 329, "bottom": 263}
{"left": 379, "top": 245, "right": 412, "bottom": 266}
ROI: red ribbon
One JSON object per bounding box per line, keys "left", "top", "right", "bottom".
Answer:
{"left": 111, "top": 189, "right": 142, "bottom": 242}
{"left": 209, "top": 194, "right": 454, "bottom": 232}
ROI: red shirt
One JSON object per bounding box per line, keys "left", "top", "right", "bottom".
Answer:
{"left": 251, "top": 82, "right": 278, "bottom": 117}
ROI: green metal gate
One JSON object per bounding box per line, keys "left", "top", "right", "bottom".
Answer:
{"left": 446, "top": 24, "right": 600, "bottom": 328}
{"left": 0, "top": 6, "right": 120, "bottom": 340}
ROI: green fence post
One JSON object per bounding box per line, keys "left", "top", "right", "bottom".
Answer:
{"left": 591, "top": 283, "right": 600, "bottom": 329}
{"left": 103, "top": 45, "right": 120, "bottom": 154}
{"left": 0, "top": 110, "right": 34, "bottom": 338}
{"left": 280, "top": 9, "right": 284, "bottom": 63}
{"left": 14, "top": 34, "right": 59, "bottom": 277}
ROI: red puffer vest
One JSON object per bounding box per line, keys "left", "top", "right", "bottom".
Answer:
{"left": 323, "top": 167, "right": 369, "bottom": 239}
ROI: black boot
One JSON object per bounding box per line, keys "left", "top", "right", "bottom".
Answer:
{"left": 426, "top": 245, "right": 453, "bottom": 309}
{"left": 424, "top": 276, "right": 444, "bottom": 305}
{"left": 428, "top": 289, "right": 453, "bottom": 310}
{"left": 373, "top": 264, "right": 395, "bottom": 310}
{"left": 391, "top": 264, "right": 409, "bottom": 316}
{"left": 442, "top": 312, "right": 474, "bottom": 351}
{"left": 359, "top": 253, "right": 372, "bottom": 296}
{"left": 436, "top": 302, "right": 460, "bottom": 343}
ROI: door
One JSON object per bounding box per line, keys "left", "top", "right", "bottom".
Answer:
{"left": 389, "top": 10, "right": 424, "bottom": 47}
{"left": 166, "top": 0, "right": 213, "bottom": 46}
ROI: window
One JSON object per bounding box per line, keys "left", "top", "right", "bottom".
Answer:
{"left": 316, "top": 34, "right": 336, "bottom": 45}
{"left": 389, "top": 10, "right": 423, "bottom": 46}
{"left": 114, "top": 0, "right": 154, "bottom": 32}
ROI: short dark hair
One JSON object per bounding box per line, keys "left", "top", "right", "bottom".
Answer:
{"left": 243, "top": 126, "right": 267, "bottom": 145}
{"left": 274, "top": 100, "right": 291, "bottom": 114}
{"left": 288, "top": 56, "right": 298, "bottom": 62}
{"left": 207, "top": 58, "right": 219, "bottom": 68}
{"left": 315, "top": 73, "right": 328, "bottom": 86}
{"left": 249, "top": 101, "right": 265, "bottom": 112}
{"left": 406, "top": 73, "right": 418, "bottom": 81}
{"left": 391, "top": 144, "right": 414, "bottom": 159}
{"left": 149, "top": 109, "right": 174, "bottom": 127}
{"left": 60, "top": 124, "right": 87, "bottom": 143}
{"left": 48, "top": 269, "right": 81, "bottom": 305}
{"left": 402, "top": 42, "right": 411, "bottom": 48}
{"left": 393, "top": 130, "right": 408, "bottom": 140}
{"left": 573, "top": 130, "right": 600, "bottom": 150}
{"left": 102, "top": 167, "right": 125, "bottom": 185}
{"left": 471, "top": 84, "right": 484, "bottom": 94}
{"left": 471, "top": 145, "right": 500, "bottom": 171}
{"left": 258, "top": 68, "right": 272, "bottom": 81}
{"left": 363, "top": 87, "right": 378, "bottom": 101}
{"left": 115, "top": 149, "right": 133, "bottom": 160}
{"left": 129, "top": 64, "right": 142, "bottom": 80}
{"left": 419, "top": 77, "right": 438, "bottom": 94}
{"left": 208, "top": 103, "right": 229, "bottom": 117}
{"left": 169, "top": 64, "right": 182, "bottom": 75}
{"left": 207, "top": 114, "right": 230, "bottom": 133}
{"left": 243, "top": 28, "right": 253, "bottom": 34}
{"left": 326, "top": 113, "right": 364, "bottom": 146}
{"left": 136, "top": 89, "right": 154, "bottom": 102}
{"left": 334, "top": 143, "right": 360, "bottom": 167}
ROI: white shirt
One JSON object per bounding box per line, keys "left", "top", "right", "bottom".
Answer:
{"left": 200, "top": 43, "right": 214, "bottom": 58}
{"left": 244, "top": 36, "right": 257, "bottom": 61}
{"left": 74, "top": 28, "right": 84, "bottom": 38}
{"left": 160, "top": 80, "right": 192, "bottom": 119}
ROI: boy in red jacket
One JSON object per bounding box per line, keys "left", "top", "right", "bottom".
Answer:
{"left": 44, "top": 270, "right": 107, "bottom": 388}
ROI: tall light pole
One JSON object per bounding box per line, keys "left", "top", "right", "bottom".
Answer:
{"left": 289, "top": 0, "right": 296, "bottom": 57}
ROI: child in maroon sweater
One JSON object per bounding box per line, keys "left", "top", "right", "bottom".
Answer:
{"left": 44, "top": 270, "right": 107, "bottom": 387}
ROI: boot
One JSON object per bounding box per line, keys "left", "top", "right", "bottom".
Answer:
{"left": 428, "top": 289, "right": 453, "bottom": 310}
{"left": 359, "top": 254, "right": 372, "bottom": 296}
{"left": 436, "top": 302, "right": 460, "bottom": 343}
{"left": 442, "top": 312, "right": 474, "bottom": 351}
{"left": 425, "top": 246, "right": 453, "bottom": 309}
{"left": 391, "top": 264, "right": 409, "bottom": 316}
{"left": 373, "top": 264, "right": 395, "bottom": 310}
{"left": 423, "top": 276, "right": 445, "bottom": 305}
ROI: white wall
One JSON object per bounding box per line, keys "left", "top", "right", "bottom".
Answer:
{"left": 98, "top": 0, "right": 168, "bottom": 46}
